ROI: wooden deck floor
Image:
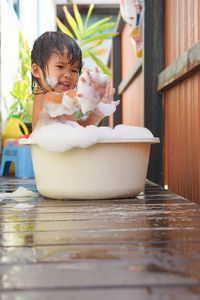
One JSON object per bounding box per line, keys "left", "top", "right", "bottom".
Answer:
{"left": 0, "top": 177, "right": 200, "bottom": 299}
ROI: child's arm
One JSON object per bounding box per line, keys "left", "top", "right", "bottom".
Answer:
{"left": 32, "top": 90, "right": 79, "bottom": 130}
{"left": 77, "top": 85, "right": 120, "bottom": 126}
{"left": 32, "top": 70, "right": 120, "bottom": 129}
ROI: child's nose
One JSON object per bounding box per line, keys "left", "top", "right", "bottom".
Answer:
{"left": 64, "top": 70, "right": 72, "bottom": 79}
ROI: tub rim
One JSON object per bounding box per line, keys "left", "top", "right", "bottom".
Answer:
{"left": 20, "top": 137, "right": 160, "bottom": 146}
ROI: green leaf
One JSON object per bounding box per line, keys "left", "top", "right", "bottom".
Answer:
{"left": 56, "top": 17, "right": 74, "bottom": 38}
{"left": 84, "top": 16, "right": 113, "bottom": 35}
{"left": 92, "top": 48, "right": 108, "bottom": 56}
{"left": 8, "top": 30, "right": 33, "bottom": 122}
{"left": 88, "top": 50, "right": 112, "bottom": 78}
{"left": 84, "top": 4, "right": 94, "bottom": 31}
{"left": 73, "top": 3, "right": 83, "bottom": 35}
{"left": 9, "top": 101, "right": 20, "bottom": 111}
{"left": 74, "top": 110, "right": 84, "bottom": 120}
{"left": 91, "top": 39, "right": 104, "bottom": 48}
{"left": 82, "top": 48, "right": 90, "bottom": 58}
{"left": 82, "top": 45, "right": 108, "bottom": 59}
{"left": 80, "top": 32, "right": 117, "bottom": 46}
{"left": 7, "top": 102, "right": 20, "bottom": 120}
{"left": 10, "top": 80, "right": 30, "bottom": 102}
{"left": 63, "top": 6, "right": 81, "bottom": 41}
{"left": 83, "top": 22, "right": 116, "bottom": 38}
{"left": 82, "top": 39, "right": 104, "bottom": 57}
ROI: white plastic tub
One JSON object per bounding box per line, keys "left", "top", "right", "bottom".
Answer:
{"left": 28, "top": 138, "right": 159, "bottom": 199}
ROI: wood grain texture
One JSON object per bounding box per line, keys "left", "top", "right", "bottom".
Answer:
{"left": 0, "top": 177, "right": 200, "bottom": 299}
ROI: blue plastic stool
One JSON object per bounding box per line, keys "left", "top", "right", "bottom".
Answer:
{"left": 0, "top": 144, "right": 34, "bottom": 178}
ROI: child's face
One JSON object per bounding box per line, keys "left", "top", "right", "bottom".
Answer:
{"left": 44, "top": 50, "right": 80, "bottom": 93}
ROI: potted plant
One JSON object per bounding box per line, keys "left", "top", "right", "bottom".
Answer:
{"left": 56, "top": 2, "right": 118, "bottom": 77}
{"left": 7, "top": 31, "right": 33, "bottom": 132}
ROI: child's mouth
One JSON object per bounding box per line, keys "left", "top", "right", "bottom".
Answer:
{"left": 58, "top": 82, "right": 70, "bottom": 90}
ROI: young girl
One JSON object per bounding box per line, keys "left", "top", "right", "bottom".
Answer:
{"left": 31, "top": 31, "right": 119, "bottom": 130}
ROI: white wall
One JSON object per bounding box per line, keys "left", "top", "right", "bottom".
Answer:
{"left": 20, "top": 0, "right": 56, "bottom": 50}
{"left": 1, "top": 0, "right": 20, "bottom": 126}
{"left": 38, "top": 0, "right": 57, "bottom": 37}
{"left": 0, "top": 0, "right": 57, "bottom": 127}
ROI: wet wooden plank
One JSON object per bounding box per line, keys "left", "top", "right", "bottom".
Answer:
{"left": 0, "top": 177, "right": 200, "bottom": 299}
{"left": 1, "top": 205, "right": 200, "bottom": 223}
{"left": 2, "top": 228, "right": 200, "bottom": 247}
{"left": 1, "top": 242, "right": 200, "bottom": 264}
{"left": 1, "top": 215, "right": 200, "bottom": 232}
{"left": 0, "top": 259, "right": 199, "bottom": 290}
{"left": 1, "top": 286, "right": 200, "bottom": 300}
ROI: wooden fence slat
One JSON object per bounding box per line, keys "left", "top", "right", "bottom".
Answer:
{"left": 118, "top": 58, "right": 143, "bottom": 95}
{"left": 157, "top": 40, "right": 200, "bottom": 92}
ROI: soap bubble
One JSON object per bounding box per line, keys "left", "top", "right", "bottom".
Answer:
{"left": 29, "top": 100, "right": 154, "bottom": 153}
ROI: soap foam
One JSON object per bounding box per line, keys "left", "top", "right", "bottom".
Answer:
{"left": 43, "top": 93, "right": 80, "bottom": 118}
{"left": 46, "top": 76, "right": 58, "bottom": 89}
{"left": 28, "top": 84, "right": 154, "bottom": 153}
{"left": 0, "top": 187, "right": 38, "bottom": 199}
{"left": 96, "top": 101, "right": 118, "bottom": 116}
{"left": 77, "top": 71, "right": 109, "bottom": 113}
{"left": 13, "top": 203, "right": 35, "bottom": 209}
{"left": 29, "top": 117, "right": 154, "bottom": 153}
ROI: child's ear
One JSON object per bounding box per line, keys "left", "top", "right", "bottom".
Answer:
{"left": 32, "top": 64, "right": 43, "bottom": 78}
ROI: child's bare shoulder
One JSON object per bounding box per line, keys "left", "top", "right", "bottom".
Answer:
{"left": 41, "top": 90, "right": 77, "bottom": 103}
{"left": 37, "top": 91, "right": 64, "bottom": 104}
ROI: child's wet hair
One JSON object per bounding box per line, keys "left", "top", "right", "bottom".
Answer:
{"left": 31, "top": 31, "right": 83, "bottom": 93}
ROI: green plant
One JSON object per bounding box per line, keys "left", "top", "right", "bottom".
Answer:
{"left": 56, "top": 2, "right": 117, "bottom": 77}
{"left": 8, "top": 31, "right": 33, "bottom": 123}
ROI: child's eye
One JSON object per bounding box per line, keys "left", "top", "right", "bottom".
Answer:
{"left": 72, "top": 69, "right": 79, "bottom": 73}
{"left": 56, "top": 65, "right": 63, "bottom": 69}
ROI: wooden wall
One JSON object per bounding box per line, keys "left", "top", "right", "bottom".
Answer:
{"left": 121, "top": 24, "right": 143, "bottom": 126}
{"left": 111, "top": 4, "right": 164, "bottom": 186}
{"left": 111, "top": 0, "right": 200, "bottom": 203}
{"left": 119, "top": 24, "right": 143, "bottom": 127}
{"left": 159, "top": 0, "right": 200, "bottom": 203}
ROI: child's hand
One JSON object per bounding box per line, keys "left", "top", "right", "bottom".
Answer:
{"left": 94, "top": 79, "right": 120, "bottom": 118}
{"left": 78, "top": 67, "right": 108, "bottom": 99}
{"left": 94, "top": 99, "right": 120, "bottom": 119}
{"left": 101, "top": 81, "right": 115, "bottom": 104}
{"left": 76, "top": 68, "right": 109, "bottom": 114}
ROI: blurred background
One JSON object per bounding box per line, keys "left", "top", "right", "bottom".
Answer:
{"left": 0, "top": 0, "right": 120, "bottom": 126}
